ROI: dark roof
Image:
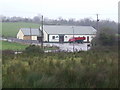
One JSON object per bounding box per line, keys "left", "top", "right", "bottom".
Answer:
{"left": 20, "top": 28, "right": 42, "bottom": 36}
{"left": 43, "top": 25, "right": 97, "bottom": 35}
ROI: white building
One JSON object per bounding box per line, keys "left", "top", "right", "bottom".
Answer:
{"left": 42, "top": 25, "right": 97, "bottom": 43}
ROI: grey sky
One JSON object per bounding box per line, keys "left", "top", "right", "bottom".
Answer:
{"left": 0, "top": 0, "right": 119, "bottom": 22}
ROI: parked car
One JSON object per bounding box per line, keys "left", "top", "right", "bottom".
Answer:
{"left": 69, "top": 37, "right": 86, "bottom": 43}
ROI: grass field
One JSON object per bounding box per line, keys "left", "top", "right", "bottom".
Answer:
{"left": 1, "top": 41, "right": 28, "bottom": 51}
{"left": 2, "top": 22, "right": 40, "bottom": 37}
{"left": 1, "top": 41, "right": 59, "bottom": 51}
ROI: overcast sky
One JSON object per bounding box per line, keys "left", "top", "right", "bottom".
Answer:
{"left": 0, "top": 0, "right": 119, "bottom": 22}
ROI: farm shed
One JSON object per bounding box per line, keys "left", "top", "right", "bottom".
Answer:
{"left": 17, "top": 28, "right": 42, "bottom": 41}
{"left": 41, "top": 25, "right": 97, "bottom": 43}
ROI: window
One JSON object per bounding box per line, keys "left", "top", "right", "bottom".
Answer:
{"left": 52, "top": 36, "right": 55, "bottom": 39}
{"left": 56, "top": 36, "right": 58, "bottom": 38}
{"left": 65, "top": 36, "right": 67, "bottom": 38}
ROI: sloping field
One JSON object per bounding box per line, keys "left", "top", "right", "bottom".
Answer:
{"left": 1, "top": 41, "right": 28, "bottom": 51}
{"left": 2, "top": 22, "right": 40, "bottom": 37}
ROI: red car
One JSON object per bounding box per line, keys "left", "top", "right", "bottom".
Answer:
{"left": 69, "top": 37, "right": 86, "bottom": 43}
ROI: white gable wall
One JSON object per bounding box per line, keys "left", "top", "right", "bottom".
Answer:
{"left": 43, "top": 30, "right": 48, "bottom": 42}
{"left": 17, "top": 30, "right": 24, "bottom": 39}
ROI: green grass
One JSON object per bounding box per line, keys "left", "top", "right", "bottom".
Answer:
{"left": 1, "top": 41, "right": 59, "bottom": 51}
{"left": 44, "top": 46, "right": 59, "bottom": 51}
{"left": 1, "top": 22, "right": 40, "bottom": 37}
{"left": 1, "top": 41, "right": 28, "bottom": 51}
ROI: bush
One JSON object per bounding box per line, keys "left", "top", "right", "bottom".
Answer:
{"left": 2, "top": 50, "right": 14, "bottom": 63}
{"left": 91, "top": 27, "right": 116, "bottom": 46}
{"left": 99, "top": 33, "right": 115, "bottom": 46}
{"left": 2, "top": 50, "right": 14, "bottom": 55}
{"left": 24, "top": 45, "right": 44, "bottom": 54}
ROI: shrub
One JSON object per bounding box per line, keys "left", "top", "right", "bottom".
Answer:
{"left": 2, "top": 50, "right": 14, "bottom": 63}
{"left": 24, "top": 45, "right": 44, "bottom": 54}
{"left": 91, "top": 27, "right": 117, "bottom": 47}
{"left": 2, "top": 50, "right": 14, "bottom": 55}
{"left": 99, "top": 33, "right": 115, "bottom": 46}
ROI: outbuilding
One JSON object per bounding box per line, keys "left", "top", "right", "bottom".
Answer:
{"left": 17, "top": 28, "right": 42, "bottom": 41}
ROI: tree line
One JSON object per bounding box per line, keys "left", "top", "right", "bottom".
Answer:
{"left": 1, "top": 15, "right": 118, "bottom": 33}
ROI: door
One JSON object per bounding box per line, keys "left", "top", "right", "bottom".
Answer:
{"left": 87, "top": 36, "right": 89, "bottom": 42}
{"left": 37, "top": 37, "right": 42, "bottom": 42}
{"left": 59, "top": 35, "right": 64, "bottom": 43}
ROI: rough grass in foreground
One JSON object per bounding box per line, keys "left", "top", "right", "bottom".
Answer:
{"left": 2, "top": 49, "right": 118, "bottom": 88}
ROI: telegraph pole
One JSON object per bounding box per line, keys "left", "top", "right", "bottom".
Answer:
{"left": 72, "top": 26, "right": 75, "bottom": 52}
{"left": 30, "top": 27, "right": 32, "bottom": 45}
{"left": 41, "top": 15, "right": 44, "bottom": 49}
{"left": 96, "top": 14, "right": 99, "bottom": 31}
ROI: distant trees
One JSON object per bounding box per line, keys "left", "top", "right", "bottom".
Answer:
{"left": 1, "top": 15, "right": 118, "bottom": 32}
{"left": 33, "top": 16, "right": 41, "bottom": 23}
{"left": 1, "top": 15, "right": 33, "bottom": 22}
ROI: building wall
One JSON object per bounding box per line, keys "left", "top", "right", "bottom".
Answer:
{"left": 17, "top": 30, "right": 24, "bottom": 39}
{"left": 43, "top": 30, "right": 48, "bottom": 42}
{"left": 32, "top": 36, "right": 37, "bottom": 40}
{"left": 23, "top": 36, "right": 32, "bottom": 40}
{"left": 48, "top": 34, "right": 96, "bottom": 42}
{"left": 49, "top": 35, "right": 59, "bottom": 42}
{"left": 64, "top": 35, "right": 96, "bottom": 42}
